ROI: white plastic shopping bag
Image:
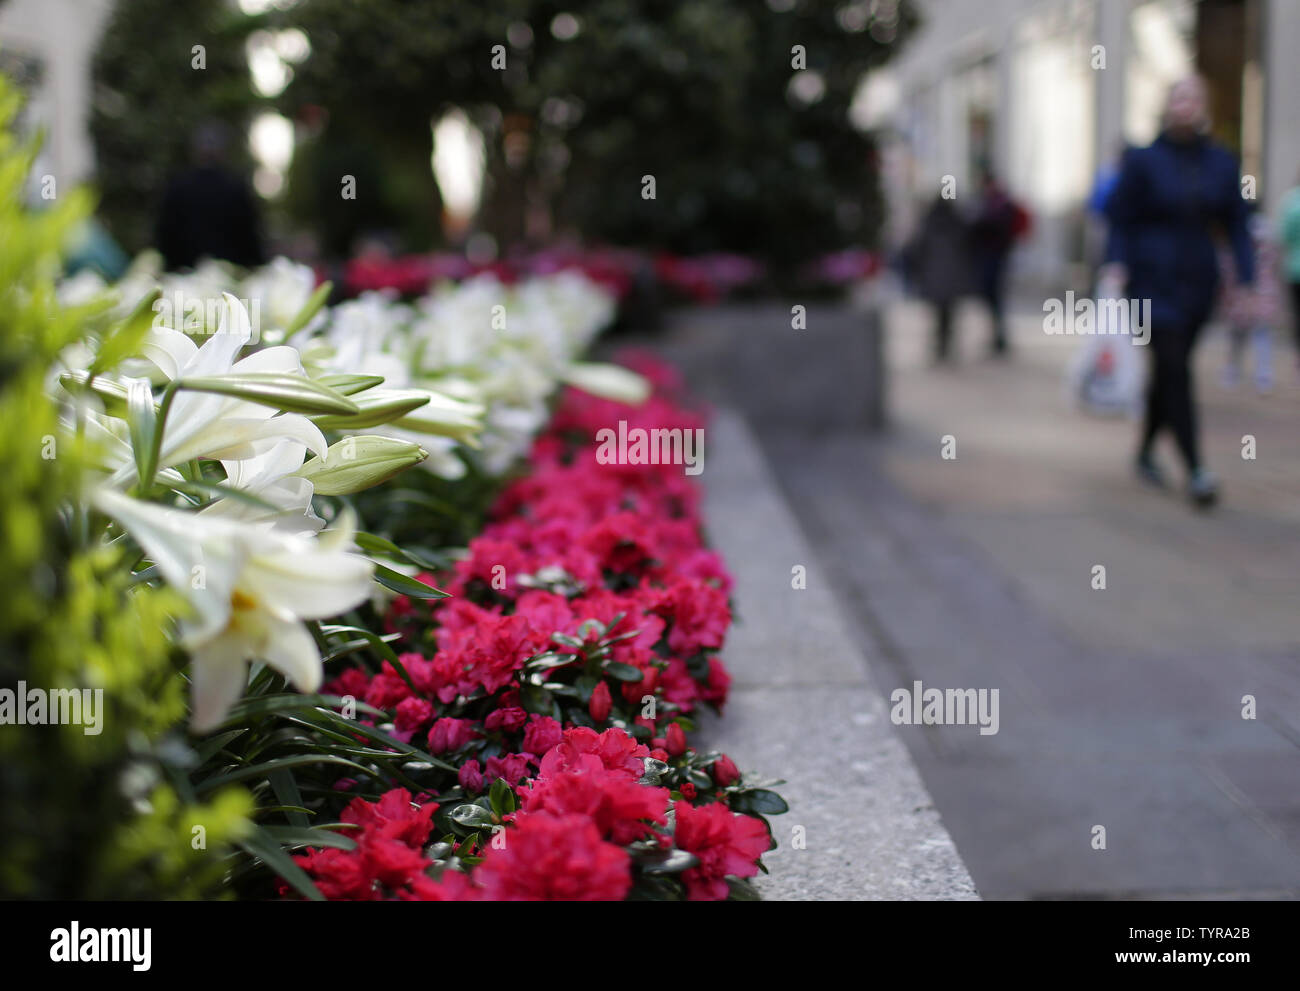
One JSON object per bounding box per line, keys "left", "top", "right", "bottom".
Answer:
{"left": 1066, "top": 274, "right": 1144, "bottom": 417}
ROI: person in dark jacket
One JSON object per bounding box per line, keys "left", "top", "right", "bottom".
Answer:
{"left": 970, "top": 169, "right": 1020, "bottom": 355}
{"left": 156, "top": 122, "right": 264, "bottom": 272}
{"left": 909, "top": 194, "right": 975, "bottom": 362}
{"left": 1104, "top": 75, "right": 1254, "bottom": 507}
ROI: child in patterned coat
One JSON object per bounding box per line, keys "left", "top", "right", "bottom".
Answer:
{"left": 1218, "top": 213, "right": 1280, "bottom": 393}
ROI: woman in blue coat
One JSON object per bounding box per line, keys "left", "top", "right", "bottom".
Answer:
{"left": 1104, "top": 76, "right": 1254, "bottom": 507}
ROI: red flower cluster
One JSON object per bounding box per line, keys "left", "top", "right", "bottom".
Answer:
{"left": 293, "top": 727, "right": 770, "bottom": 901}
{"left": 292, "top": 354, "right": 780, "bottom": 901}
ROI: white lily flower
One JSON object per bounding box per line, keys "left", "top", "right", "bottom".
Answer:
{"left": 105, "top": 293, "right": 327, "bottom": 486}
{"left": 95, "top": 486, "right": 373, "bottom": 732}
{"left": 202, "top": 438, "right": 325, "bottom": 534}
{"left": 242, "top": 256, "right": 320, "bottom": 342}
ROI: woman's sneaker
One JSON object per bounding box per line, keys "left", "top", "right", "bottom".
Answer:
{"left": 1188, "top": 468, "right": 1220, "bottom": 508}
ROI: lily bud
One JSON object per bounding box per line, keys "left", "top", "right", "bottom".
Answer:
{"left": 180, "top": 371, "right": 360, "bottom": 415}
{"left": 562, "top": 361, "right": 652, "bottom": 405}
{"left": 391, "top": 390, "right": 485, "bottom": 444}
{"left": 313, "top": 372, "right": 387, "bottom": 396}
{"left": 294, "top": 435, "right": 427, "bottom": 495}
{"left": 310, "top": 388, "right": 432, "bottom": 430}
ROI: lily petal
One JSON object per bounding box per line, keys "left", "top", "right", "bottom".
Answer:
{"left": 241, "top": 543, "right": 374, "bottom": 620}
{"left": 189, "top": 635, "right": 253, "bottom": 733}
{"left": 93, "top": 487, "right": 245, "bottom": 643}
{"left": 168, "top": 412, "right": 327, "bottom": 464}
{"left": 259, "top": 612, "right": 323, "bottom": 692}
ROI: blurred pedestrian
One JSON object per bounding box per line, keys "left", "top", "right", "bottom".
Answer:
{"left": 1218, "top": 212, "right": 1279, "bottom": 394}
{"left": 1279, "top": 170, "right": 1300, "bottom": 377}
{"left": 970, "top": 168, "right": 1027, "bottom": 355}
{"left": 1085, "top": 142, "right": 1127, "bottom": 278}
{"left": 1104, "top": 75, "right": 1254, "bottom": 507}
{"left": 908, "top": 194, "right": 974, "bottom": 362}
{"left": 156, "top": 121, "right": 264, "bottom": 272}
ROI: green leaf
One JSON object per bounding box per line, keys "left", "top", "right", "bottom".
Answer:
{"left": 259, "top": 826, "right": 357, "bottom": 851}
{"left": 321, "top": 633, "right": 401, "bottom": 665}
{"left": 281, "top": 281, "right": 332, "bottom": 338}
{"left": 525, "top": 652, "right": 578, "bottom": 672}
{"left": 449, "top": 804, "right": 496, "bottom": 829}
{"left": 90, "top": 286, "right": 160, "bottom": 374}
{"left": 425, "top": 842, "right": 454, "bottom": 861}
{"left": 195, "top": 754, "right": 374, "bottom": 794}
{"left": 352, "top": 532, "right": 451, "bottom": 576}
{"left": 731, "top": 789, "right": 789, "bottom": 816}
{"left": 636, "top": 848, "right": 699, "bottom": 875}
{"left": 488, "top": 777, "right": 517, "bottom": 817}
{"left": 125, "top": 378, "right": 158, "bottom": 492}
{"left": 640, "top": 758, "right": 669, "bottom": 786}
{"left": 373, "top": 563, "right": 449, "bottom": 599}
{"left": 216, "top": 692, "right": 388, "bottom": 726}
{"left": 518, "top": 681, "right": 560, "bottom": 719}
{"left": 191, "top": 728, "right": 248, "bottom": 765}
{"left": 59, "top": 370, "right": 131, "bottom": 418}
{"left": 288, "top": 708, "right": 458, "bottom": 774}
{"left": 353, "top": 531, "right": 408, "bottom": 560}
{"left": 319, "top": 624, "right": 415, "bottom": 690}
{"left": 603, "top": 662, "right": 645, "bottom": 683}
{"left": 725, "top": 877, "right": 763, "bottom": 901}
{"left": 179, "top": 372, "right": 359, "bottom": 415}
{"left": 256, "top": 806, "right": 315, "bottom": 818}
{"left": 237, "top": 826, "right": 324, "bottom": 901}
{"left": 268, "top": 768, "right": 311, "bottom": 828}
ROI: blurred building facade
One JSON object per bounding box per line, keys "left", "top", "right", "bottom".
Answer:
{"left": 0, "top": 0, "right": 114, "bottom": 190}
{"left": 864, "top": 0, "right": 1300, "bottom": 291}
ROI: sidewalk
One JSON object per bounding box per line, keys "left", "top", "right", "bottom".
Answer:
{"left": 651, "top": 296, "right": 1300, "bottom": 899}
{"left": 697, "top": 407, "right": 977, "bottom": 900}
{"left": 879, "top": 295, "right": 1300, "bottom": 654}
{"left": 770, "top": 297, "right": 1300, "bottom": 898}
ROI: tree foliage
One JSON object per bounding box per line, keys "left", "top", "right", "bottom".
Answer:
{"left": 276, "top": 0, "right": 916, "bottom": 263}
{"left": 88, "top": 0, "right": 916, "bottom": 265}
{"left": 90, "top": 0, "right": 260, "bottom": 253}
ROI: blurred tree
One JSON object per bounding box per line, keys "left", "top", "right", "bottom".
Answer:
{"left": 276, "top": 0, "right": 916, "bottom": 266}
{"left": 90, "top": 0, "right": 259, "bottom": 254}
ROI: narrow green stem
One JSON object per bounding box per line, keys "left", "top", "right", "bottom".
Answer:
{"left": 141, "top": 378, "right": 181, "bottom": 495}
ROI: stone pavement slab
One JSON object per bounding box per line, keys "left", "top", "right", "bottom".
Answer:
{"left": 629, "top": 299, "right": 1300, "bottom": 898}
{"left": 764, "top": 423, "right": 1300, "bottom": 898}
{"left": 697, "top": 406, "right": 977, "bottom": 899}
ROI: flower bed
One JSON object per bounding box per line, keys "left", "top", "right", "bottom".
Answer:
{"left": 3, "top": 73, "right": 784, "bottom": 900}
{"left": 295, "top": 355, "right": 787, "bottom": 901}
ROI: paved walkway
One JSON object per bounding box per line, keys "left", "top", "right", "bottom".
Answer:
{"left": 649, "top": 295, "right": 1300, "bottom": 899}
{"left": 697, "top": 408, "right": 977, "bottom": 900}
